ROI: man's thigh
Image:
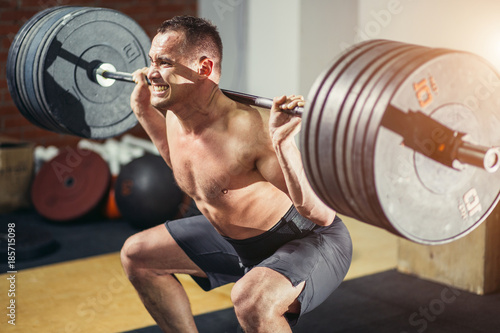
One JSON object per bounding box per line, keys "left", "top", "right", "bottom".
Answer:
{"left": 123, "top": 222, "right": 206, "bottom": 277}
{"left": 165, "top": 215, "right": 245, "bottom": 291}
{"left": 255, "top": 218, "right": 353, "bottom": 319}
{"left": 232, "top": 266, "right": 305, "bottom": 315}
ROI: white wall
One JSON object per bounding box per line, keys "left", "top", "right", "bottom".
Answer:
{"left": 299, "top": 0, "right": 358, "bottom": 96}
{"left": 198, "top": 0, "right": 249, "bottom": 92}
{"left": 357, "top": 0, "right": 500, "bottom": 70}
{"left": 199, "top": 0, "right": 357, "bottom": 99}
{"left": 199, "top": 0, "right": 500, "bottom": 99}
{"left": 245, "top": 0, "right": 301, "bottom": 97}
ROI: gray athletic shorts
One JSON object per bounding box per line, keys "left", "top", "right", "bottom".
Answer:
{"left": 165, "top": 206, "right": 352, "bottom": 324}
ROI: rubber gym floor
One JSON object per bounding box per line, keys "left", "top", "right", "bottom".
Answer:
{"left": 0, "top": 210, "right": 498, "bottom": 333}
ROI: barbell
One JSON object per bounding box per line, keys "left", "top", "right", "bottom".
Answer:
{"left": 6, "top": 6, "right": 500, "bottom": 244}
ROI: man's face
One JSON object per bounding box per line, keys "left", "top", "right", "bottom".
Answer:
{"left": 147, "top": 31, "right": 199, "bottom": 111}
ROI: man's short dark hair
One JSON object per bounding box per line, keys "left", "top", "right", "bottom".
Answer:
{"left": 158, "top": 16, "right": 223, "bottom": 75}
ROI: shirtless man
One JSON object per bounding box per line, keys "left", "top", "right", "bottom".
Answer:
{"left": 120, "top": 16, "right": 352, "bottom": 333}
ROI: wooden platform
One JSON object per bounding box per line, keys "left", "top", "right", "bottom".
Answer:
{"left": 0, "top": 215, "right": 398, "bottom": 333}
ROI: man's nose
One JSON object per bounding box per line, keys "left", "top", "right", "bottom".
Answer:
{"left": 148, "top": 66, "right": 161, "bottom": 81}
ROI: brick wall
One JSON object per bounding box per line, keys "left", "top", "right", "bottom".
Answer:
{"left": 0, "top": 0, "right": 197, "bottom": 147}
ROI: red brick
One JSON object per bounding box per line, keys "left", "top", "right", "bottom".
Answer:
{"left": 0, "top": 105, "right": 19, "bottom": 117}
{"left": 2, "top": 113, "right": 31, "bottom": 128}
{"left": 20, "top": 0, "right": 65, "bottom": 7}
{"left": 0, "top": 0, "right": 19, "bottom": 8}
{"left": 0, "top": 79, "right": 8, "bottom": 90}
{"left": 0, "top": 8, "right": 38, "bottom": 22}
{"left": 1, "top": 89, "right": 15, "bottom": 105}
{"left": 157, "top": 0, "right": 196, "bottom": 4}
{"left": 0, "top": 24, "right": 21, "bottom": 36}
{"left": 0, "top": 128, "right": 23, "bottom": 140}
{"left": 20, "top": 124, "right": 53, "bottom": 140}
{"left": 37, "top": 134, "right": 79, "bottom": 147}
{"left": 2, "top": 35, "right": 15, "bottom": 50}
{"left": 118, "top": 5, "right": 154, "bottom": 18}
{"left": 155, "top": 4, "right": 189, "bottom": 13}
{"left": 98, "top": 0, "right": 134, "bottom": 8}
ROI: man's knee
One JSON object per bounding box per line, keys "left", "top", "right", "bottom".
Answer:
{"left": 121, "top": 233, "right": 147, "bottom": 277}
{"left": 231, "top": 277, "right": 276, "bottom": 324}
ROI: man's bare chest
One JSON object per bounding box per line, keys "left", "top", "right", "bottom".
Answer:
{"left": 168, "top": 136, "right": 256, "bottom": 201}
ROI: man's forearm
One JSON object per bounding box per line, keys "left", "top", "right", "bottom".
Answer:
{"left": 135, "top": 107, "right": 170, "bottom": 165}
{"left": 274, "top": 139, "right": 335, "bottom": 226}
{"left": 130, "top": 68, "right": 170, "bottom": 166}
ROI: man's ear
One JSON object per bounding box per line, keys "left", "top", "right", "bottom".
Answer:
{"left": 198, "top": 57, "right": 214, "bottom": 78}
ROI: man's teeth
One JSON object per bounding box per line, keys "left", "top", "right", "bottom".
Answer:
{"left": 153, "top": 85, "right": 168, "bottom": 92}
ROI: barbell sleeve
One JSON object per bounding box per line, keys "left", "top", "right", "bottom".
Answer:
{"left": 456, "top": 142, "right": 500, "bottom": 173}
{"left": 95, "top": 67, "right": 304, "bottom": 116}
{"left": 381, "top": 105, "right": 499, "bottom": 173}
{"left": 96, "top": 67, "right": 136, "bottom": 83}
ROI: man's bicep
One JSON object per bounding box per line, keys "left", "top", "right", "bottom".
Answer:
{"left": 255, "top": 152, "right": 289, "bottom": 195}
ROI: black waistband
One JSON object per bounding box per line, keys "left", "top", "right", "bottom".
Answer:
{"left": 223, "top": 206, "right": 317, "bottom": 267}
{"left": 283, "top": 205, "right": 317, "bottom": 234}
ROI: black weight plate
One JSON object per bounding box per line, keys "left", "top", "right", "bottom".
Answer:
{"left": 350, "top": 48, "right": 432, "bottom": 230}
{"left": 357, "top": 47, "right": 454, "bottom": 232}
{"left": 301, "top": 40, "right": 376, "bottom": 214}
{"left": 344, "top": 45, "right": 442, "bottom": 230}
{"left": 372, "top": 52, "right": 500, "bottom": 244}
{"left": 40, "top": 7, "right": 149, "bottom": 138}
{"left": 31, "top": 7, "right": 91, "bottom": 135}
{"left": 341, "top": 45, "right": 424, "bottom": 228}
{"left": 302, "top": 40, "right": 390, "bottom": 217}
{"left": 328, "top": 43, "right": 419, "bottom": 224}
{"left": 19, "top": 7, "right": 79, "bottom": 133}
{"left": 23, "top": 7, "right": 79, "bottom": 134}
{"left": 6, "top": 6, "right": 60, "bottom": 130}
{"left": 14, "top": 8, "right": 68, "bottom": 132}
{"left": 357, "top": 48, "right": 454, "bottom": 231}
{"left": 314, "top": 41, "right": 398, "bottom": 223}
{"left": 367, "top": 50, "right": 458, "bottom": 235}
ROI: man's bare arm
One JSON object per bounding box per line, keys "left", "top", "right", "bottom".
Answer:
{"left": 264, "top": 95, "right": 335, "bottom": 226}
{"left": 131, "top": 68, "right": 171, "bottom": 166}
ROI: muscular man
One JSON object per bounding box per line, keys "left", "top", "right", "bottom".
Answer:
{"left": 121, "top": 15, "right": 352, "bottom": 333}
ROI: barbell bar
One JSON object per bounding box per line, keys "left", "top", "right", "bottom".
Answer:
{"left": 94, "top": 64, "right": 499, "bottom": 174}
{"left": 6, "top": 6, "right": 500, "bottom": 244}
{"left": 93, "top": 63, "right": 305, "bottom": 116}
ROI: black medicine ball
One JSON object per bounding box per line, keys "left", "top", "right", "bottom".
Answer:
{"left": 115, "top": 154, "right": 184, "bottom": 229}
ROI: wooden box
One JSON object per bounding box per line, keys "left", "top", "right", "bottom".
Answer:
{"left": 397, "top": 202, "right": 500, "bottom": 295}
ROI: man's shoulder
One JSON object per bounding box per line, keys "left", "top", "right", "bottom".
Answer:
{"left": 228, "top": 104, "right": 268, "bottom": 132}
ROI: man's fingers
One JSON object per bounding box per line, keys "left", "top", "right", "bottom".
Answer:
{"left": 280, "top": 98, "right": 305, "bottom": 110}
{"left": 132, "top": 67, "right": 149, "bottom": 85}
{"left": 276, "top": 95, "right": 304, "bottom": 109}
{"left": 273, "top": 94, "right": 305, "bottom": 112}
{"left": 273, "top": 95, "right": 287, "bottom": 104}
